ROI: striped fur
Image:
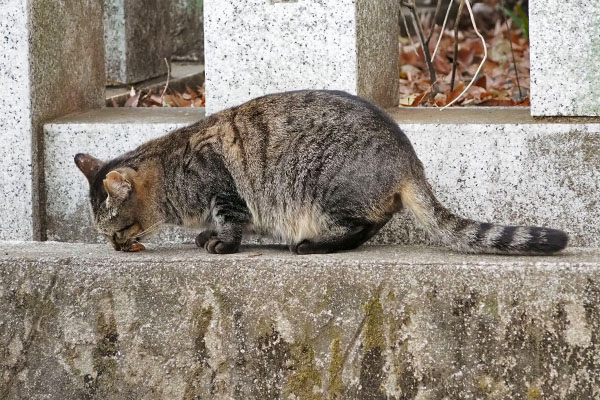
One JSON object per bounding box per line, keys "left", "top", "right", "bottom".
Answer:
{"left": 75, "top": 90, "right": 568, "bottom": 254}
{"left": 401, "top": 181, "right": 568, "bottom": 254}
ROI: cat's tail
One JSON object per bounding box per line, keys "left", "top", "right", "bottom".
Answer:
{"left": 400, "top": 180, "right": 568, "bottom": 254}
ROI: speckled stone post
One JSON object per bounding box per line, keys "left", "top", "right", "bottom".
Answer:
{"left": 0, "top": 1, "right": 33, "bottom": 241}
{"left": 104, "top": 0, "right": 172, "bottom": 84}
{"left": 172, "top": 0, "right": 204, "bottom": 62}
{"left": 530, "top": 0, "right": 600, "bottom": 116}
{"left": 204, "top": 0, "right": 400, "bottom": 114}
{"left": 0, "top": 0, "right": 104, "bottom": 241}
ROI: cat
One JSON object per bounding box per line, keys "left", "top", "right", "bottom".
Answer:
{"left": 75, "top": 90, "right": 568, "bottom": 254}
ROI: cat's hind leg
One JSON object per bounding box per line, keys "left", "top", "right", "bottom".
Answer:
{"left": 289, "top": 219, "right": 388, "bottom": 255}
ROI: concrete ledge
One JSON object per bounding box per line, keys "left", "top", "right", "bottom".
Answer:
{"left": 387, "top": 107, "right": 600, "bottom": 124}
{"left": 1, "top": 242, "right": 599, "bottom": 398}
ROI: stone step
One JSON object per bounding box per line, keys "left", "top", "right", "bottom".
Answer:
{"left": 1, "top": 242, "right": 599, "bottom": 398}
{"left": 43, "top": 107, "right": 600, "bottom": 247}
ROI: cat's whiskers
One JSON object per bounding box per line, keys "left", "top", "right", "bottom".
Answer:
{"left": 136, "top": 220, "right": 165, "bottom": 240}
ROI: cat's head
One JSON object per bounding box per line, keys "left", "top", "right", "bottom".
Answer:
{"left": 75, "top": 153, "right": 161, "bottom": 251}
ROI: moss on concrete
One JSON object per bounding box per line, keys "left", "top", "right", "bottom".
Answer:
{"left": 193, "top": 306, "right": 213, "bottom": 362}
{"left": 286, "top": 342, "right": 323, "bottom": 400}
{"left": 527, "top": 386, "right": 542, "bottom": 400}
{"left": 363, "top": 297, "right": 385, "bottom": 351}
{"left": 251, "top": 327, "right": 290, "bottom": 400}
{"left": 88, "top": 309, "right": 119, "bottom": 397}
{"left": 326, "top": 338, "right": 343, "bottom": 399}
{"left": 358, "top": 297, "right": 386, "bottom": 399}
{"left": 483, "top": 295, "right": 500, "bottom": 320}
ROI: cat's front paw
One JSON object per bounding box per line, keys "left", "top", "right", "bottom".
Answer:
{"left": 204, "top": 238, "right": 240, "bottom": 254}
{"left": 195, "top": 230, "right": 216, "bottom": 248}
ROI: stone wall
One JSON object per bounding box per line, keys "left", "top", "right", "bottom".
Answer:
{"left": 204, "top": 0, "right": 399, "bottom": 114}
{"left": 0, "top": 0, "right": 105, "bottom": 241}
{"left": 529, "top": 0, "right": 599, "bottom": 116}
{"left": 1, "top": 243, "right": 599, "bottom": 399}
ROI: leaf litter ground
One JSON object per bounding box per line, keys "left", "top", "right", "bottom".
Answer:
{"left": 110, "top": 84, "right": 205, "bottom": 108}
{"left": 399, "top": 19, "right": 530, "bottom": 107}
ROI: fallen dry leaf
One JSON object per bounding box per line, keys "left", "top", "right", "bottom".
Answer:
{"left": 445, "top": 82, "right": 466, "bottom": 105}
{"left": 399, "top": 94, "right": 419, "bottom": 106}
{"left": 410, "top": 92, "right": 428, "bottom": 107}
{"left": 124, "top": 91, "right": 141, "bottom": 107}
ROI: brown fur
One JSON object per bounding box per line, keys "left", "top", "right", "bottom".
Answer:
{"left": 75, "top": 90, "right": 568, "bottom": 255}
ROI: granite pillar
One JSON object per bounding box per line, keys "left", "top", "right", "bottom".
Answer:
{"left": 172, "top": 0, "right": 205, "bottom": 62}
{"left": 104, "top": 0, "right": 172, "bottom": 85}
{"left": 204, "top": 0, "right": 399, "bottom": 114}
{"left": 530, "top": 0, "right": 600, "bottom": 116}
{"left": 0, "top": 0, "right": 105, "bottom": 240}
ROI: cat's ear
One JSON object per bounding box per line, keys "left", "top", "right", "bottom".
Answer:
{"left": 103, "top": 171, "right": 132, "bottom": 202}
{"left": 74, "top": 153, "right": 104, "bottom": 183}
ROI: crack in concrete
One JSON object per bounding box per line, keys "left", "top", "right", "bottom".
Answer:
{"left": 323, "top": 281, "right": 385, "bottom": 396}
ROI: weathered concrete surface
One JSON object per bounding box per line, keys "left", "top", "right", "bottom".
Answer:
{"left": 530, "top": 0, "right": 600, "bottom": 116}
{"left": 1, "top": 242, "right": 599, "bottom": 399}
{"left": 204, "top": 0, "right": 399, "bottom": 114}
{"left": 43, "top": 108, "right": 206, "bottom": 244}
{"left": 0, "top": 0, "right": 105, "bottom": 241}
{"left": 171, "top": 0, "right": 204, "bottom": 62}
{"left": 104, "top": 0, "right": 172, "bottom": 84}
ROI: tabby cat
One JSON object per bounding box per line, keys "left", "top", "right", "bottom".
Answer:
{"left": 75, "top": 90, "right": 568, "bottom": 254}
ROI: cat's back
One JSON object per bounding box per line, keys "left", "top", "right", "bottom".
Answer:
{"left": 233, "top": 90, "right": 405, "bottom": 140}
{"left": 220, "top": 90, "right": 414, "bottom": 163}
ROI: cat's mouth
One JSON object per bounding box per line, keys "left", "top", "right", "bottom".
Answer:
{"left": 105, "top": 221, "right": 165, "bottom": 252}
{"left": 114, "top": 238, "right": 146, "bottom": 252}
{"left": 122, "top": 241, "right": 146, "bottom": 252}
{"left": 109, "top": 233, "right": 146, "bottom": 252}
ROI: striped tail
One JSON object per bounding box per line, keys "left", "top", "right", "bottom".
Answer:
{"left": 400, "top": 180, "right": 569, "bottom": 254}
